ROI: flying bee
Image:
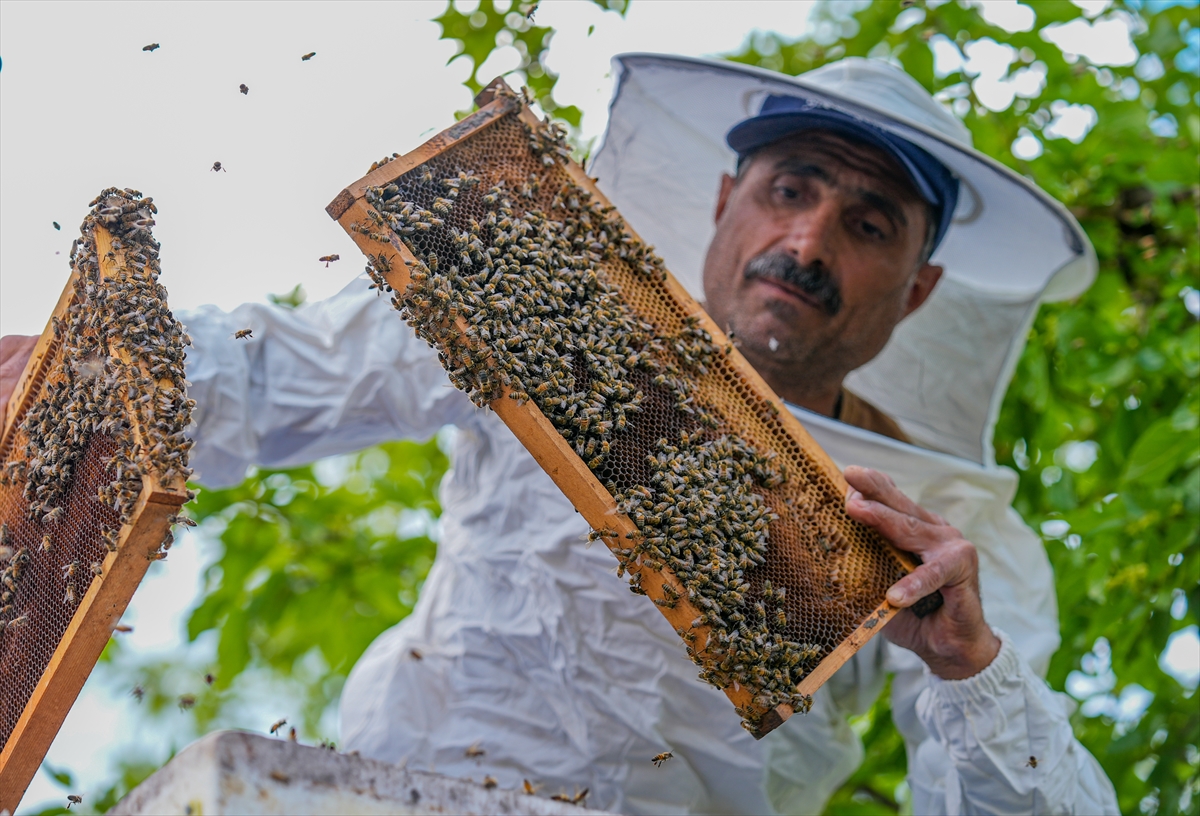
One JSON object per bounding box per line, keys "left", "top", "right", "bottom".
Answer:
{"left": 483, "top": 776, "right": 498, "bottom": 789}
{"left": 53, "top": 221, "right": 61, "bottom": 230}
{"left": 465, "top": 742, "right": 485, "bottom": 758}
{"left": 1026, "top": 756, "right": 1038, "bottom": 769}
{"left": 234, "top": 329, "right": 253, "bottom": 340}
{"left": 239, "top": 83, "right": 249, "bottom": 95}
{"left": 169, "top": 514, "right": 197, "bottom": 527}
{"left": 289, "top": 727, "right": 297, "bottom": 742}
{"left": 652, "top": 751, "right": 674, "bottom": 767}
{"left": 204, "top": 672, "right": 216, "bottom": 686}
{"left": 211, "top": 161, "right": 226, "bottom": 173}
{"left": 522, "top": 779, "right": 542, "bottom": 795}
{"left": 301, "top": 51, "right": 316, "bottom": 61}
{"left": 113, "top": 624, "right": 133, "bottom": 633}
{"left": 178, "top": 694, "right": 196, "bottom": 710}
{"left": 66, "top": 795, "right": 83, "bottom": 809}
{"left": 270, "top": 718, "right": 288, "bottom": 735}
{"left": 409, "top": 648, "right": 423, "bottom": 660}
{"left": 142, "top": 43, "right": 160, "bottom": 52}
{"left": 319, "top": 254, "right": 340, "bottom": 267}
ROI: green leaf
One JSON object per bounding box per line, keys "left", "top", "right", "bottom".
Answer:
{"left": 1123, "top": 417, "right": 1191, "bottom": 486}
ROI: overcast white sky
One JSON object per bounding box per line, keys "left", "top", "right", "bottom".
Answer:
{"left": 4, "top": 0, "right": 1195, "bottom": 812}
{"left": 0, "top": 0, "right": 820, "bottom": 339}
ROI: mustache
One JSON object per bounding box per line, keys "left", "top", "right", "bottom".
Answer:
{"left": 744, "top": 253, "right": 842, "bottom": 316}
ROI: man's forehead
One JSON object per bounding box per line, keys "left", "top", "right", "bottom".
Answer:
{"left": 748, "top": 131, "right": 923, "bottom": 202}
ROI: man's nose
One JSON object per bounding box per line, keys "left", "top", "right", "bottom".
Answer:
{"left": 781, "top": 198, "right": 839, "bottom": 269}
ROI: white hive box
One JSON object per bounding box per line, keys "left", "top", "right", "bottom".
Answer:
{"left": 110, "top": 731, "right": 608, "bottom": 816}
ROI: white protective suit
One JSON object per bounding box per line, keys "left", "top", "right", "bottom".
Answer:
{"left": 179, "top": 57, "right": 1119, "bottom": 815}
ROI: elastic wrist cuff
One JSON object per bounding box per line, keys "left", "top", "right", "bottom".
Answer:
{"left": 926, "top": 627, "right": 1019, "bottom": 706}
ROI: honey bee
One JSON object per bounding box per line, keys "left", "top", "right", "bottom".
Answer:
{"left": 142, "top": 43, "right": 160, "bottom": 52}
{"left": 66, "top": 794, "right": 83, "bottom": 808}
{"left": 3, "top": 614, "right": 28, "bottom": 631}
{"left": 319, "top": 254, "right": 340, "bottom": 267}
{"left": 522, "top": 779, "right": 542, "bottom": 795}
{"left": 91, "top": 562, "right": 103, "bottom": 577}
{"left": 465, "top": 742, "right": 485, "bottom": 758}
{"left": 289, "top": 727, "right": 298, "bottom": 741}
{"left": 204, "top": 672, "right": 216, "bottom": 686}
{"left": 178, "top": 694, "right": 196, "bottom": 710}
{"left": 270, "top": 718, "right": 288, "bottom": 735}
{"left": 409, "top": 648, "right": 423, "bottom": 660}
{"left": 652, "top": 751, "right": 674, "bottom": 767}
{"left": 482, "top": 776, "right": 498, "bottom": 789}
{"left": 301, "top": 51, "right": 316, "bottom": 61}
{"left": 1026, "top": 756, "right": 1038, "bottom": 768}
{"left": 239, "top": 83, "right": 249, "bottom": 95}
{"left": 234, "top": 329, "right": 253, "bottom": 340}
{"left": 44, "top": 506, "right": 64, "bottom": 523}
{"left": 211, "top": 161, "right": 226, "bottom": 173}
{"left": 113, "top": 624, "right": 133, "bottom": 633}
{"left": 64, "top": 585, "right": 77, "bottom": 604}
{"left": 131, "top": 684, "right": 145, "bottom": 702}
{"left": 169, "top": 514, "right": 197, "bottom": 527}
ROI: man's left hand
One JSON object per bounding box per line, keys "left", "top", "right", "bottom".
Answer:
{"left": 843, "top": 465, "right": 1000, "bottom": 680}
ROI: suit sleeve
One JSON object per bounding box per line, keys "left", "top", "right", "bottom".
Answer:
{"left": 181, "top": 277, "right": 474, "bottom": 488}
{"left": 915, "top": 629, "right": 1119, "bottom": 815}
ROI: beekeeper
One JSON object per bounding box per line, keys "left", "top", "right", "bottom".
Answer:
{"left": 0, "top": 57, "right": 1119, "bottom": 815}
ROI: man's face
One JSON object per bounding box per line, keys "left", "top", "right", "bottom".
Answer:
{"left": 702, "top": 130, "right": 943, "bottom": 407}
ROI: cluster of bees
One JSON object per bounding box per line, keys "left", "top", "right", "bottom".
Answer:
{"left": 354, "top": 105, "right": 821, "bottom": 730}
{"left": 362, "top": 169, "right": 667, "bottom": 477}
{"left": 616, "top": 433, "right": 818, "bottom": 718}
{"left": 1, "top": 187, "right": 193, "bottom": 629}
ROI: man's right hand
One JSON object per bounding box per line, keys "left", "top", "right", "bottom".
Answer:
{"left": 0, "top": 335, "right": 39, "bottom": 429}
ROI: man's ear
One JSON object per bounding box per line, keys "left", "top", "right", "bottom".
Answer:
{"left": 714, "top": 173, "right": 736, "bottom": 223}
{"left": 904, "top": 263, "right": 943, "bottom": 317}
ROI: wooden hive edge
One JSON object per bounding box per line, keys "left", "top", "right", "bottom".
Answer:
{"left": 328, "top": 81, "right": 912, "bottom": 739}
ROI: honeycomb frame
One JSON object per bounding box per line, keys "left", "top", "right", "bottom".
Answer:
{"left": 326, "top": 79, "right": 921, "bottom": 739}
{"left": 0, "top": 221, "right": 191, "bottom": 811}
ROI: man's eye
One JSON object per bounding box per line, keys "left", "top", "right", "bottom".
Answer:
{"left": 860, "top": 220, "right": 885, "bottom": 238}
{"left": 774, "top": 184, "right": 798, "bottom": 200}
